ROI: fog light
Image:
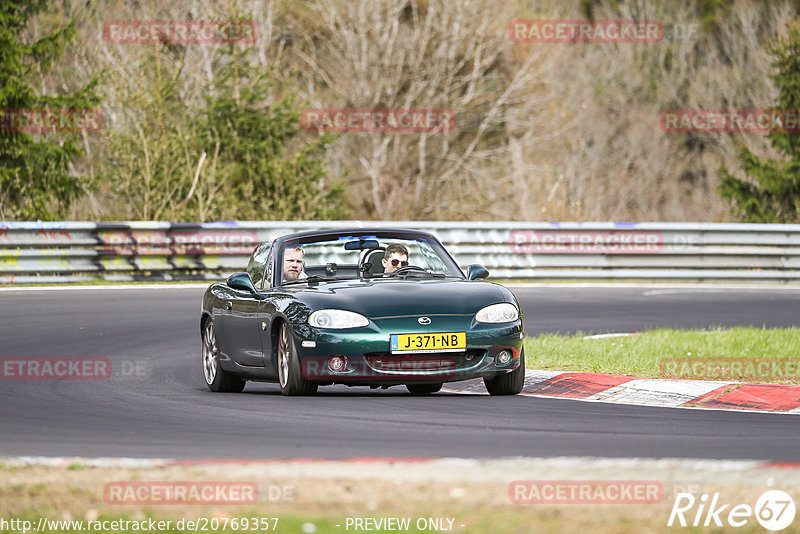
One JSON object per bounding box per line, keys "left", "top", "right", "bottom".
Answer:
{"left": 328, "top": 355, "right": 348, "bottom": 373}
{"left": 497, "top": 350, "right": 512, "bottom": 366}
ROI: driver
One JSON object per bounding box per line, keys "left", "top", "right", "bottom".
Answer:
{"left": 283, "top": 245, "right": 307, "bottom": 281}
{"left": 382, "top": 243, "right": 409, "bottom": 274}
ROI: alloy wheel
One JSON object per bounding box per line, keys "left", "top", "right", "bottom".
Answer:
{"left": 202, "top": 321, "right": 218, "bottom": 385}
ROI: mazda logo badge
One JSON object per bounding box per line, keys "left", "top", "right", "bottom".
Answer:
{"left": 418, "top": 317, "right": 431, "bottom": 325}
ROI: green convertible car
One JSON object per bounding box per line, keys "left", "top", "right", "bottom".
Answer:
{"left": 200, "top": 228, "right": 525, "bottom": 396}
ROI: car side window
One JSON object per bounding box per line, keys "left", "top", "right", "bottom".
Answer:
{"left": 246, "top": 243, "right": 271, "bottom": 289}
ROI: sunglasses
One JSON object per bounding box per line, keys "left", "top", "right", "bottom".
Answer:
{"left": 389, "top": 259, "right": 409, "bottom": 267}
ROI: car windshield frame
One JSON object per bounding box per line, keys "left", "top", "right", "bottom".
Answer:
{"left": 274, "top": 229, "right": 465, "bottom": 286}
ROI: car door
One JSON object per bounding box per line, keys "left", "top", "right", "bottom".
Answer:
{"left": 217, "top": 243, "right": 270, "bottom": 368}
{"left": 222, "top": 287, "right": 264, "bottom": 367}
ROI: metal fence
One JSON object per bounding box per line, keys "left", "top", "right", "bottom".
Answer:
{"left": 1, "top": 221, "right": 799, "bottom": 283}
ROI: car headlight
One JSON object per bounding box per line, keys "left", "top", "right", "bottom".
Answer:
{"left": 475, "top": 303, "right": 519, "bottom": 323}
{"left": 309, "top": 309, "right": 370, "bottom": 329}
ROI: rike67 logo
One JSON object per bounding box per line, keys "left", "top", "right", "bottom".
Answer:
{"left": 668, "top": 490, "right": 796, "bottom": 531}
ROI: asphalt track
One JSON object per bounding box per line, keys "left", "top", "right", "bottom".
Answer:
{"left": 1, "top": 285, "right": 799, "bottom": 461}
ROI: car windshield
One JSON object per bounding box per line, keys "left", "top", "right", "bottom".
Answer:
{"left": 279, "top": 234, "right": 463, "bottom": 284}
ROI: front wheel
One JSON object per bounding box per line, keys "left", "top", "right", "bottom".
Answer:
{"left": 483, "top": 348, "right": 525, "bottom": 395}
{"left": 202, "top": 319, "right": 245, "bottom": 393}
{"left": 277, "top": 322, "right": 318, "bottom": 396}
{"left": 406, "top": 383, "right": 443, "bottom": 395}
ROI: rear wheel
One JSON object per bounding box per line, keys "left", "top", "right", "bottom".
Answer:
{"left": 202, "top": 319, "right": 245, "bottom": 393}
{"left": 483, "top": 348, "right": 525, "bottom": 395}
{"left": 406, "top": 383, "right": 443, "bottom": 395}
{"left": 277, "top": 322, "right": 318, "bottom": 396}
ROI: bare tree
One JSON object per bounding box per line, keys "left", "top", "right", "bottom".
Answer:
{"left": 288, "top": 0, "right": 571, "bottom": 219}
{"left": 36, "top": 0, "right": 800, "bottom": 222}
{"left": 542, "top": 0, "right": 794, "bottom": 221}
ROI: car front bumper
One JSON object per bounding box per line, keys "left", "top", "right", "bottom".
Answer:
{"left": 290, "top": 315, "right": 524, "bottom": 385}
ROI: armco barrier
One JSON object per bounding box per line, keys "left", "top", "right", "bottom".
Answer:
{"left": 0, "top": 221, "right": 799, "bottom": 283}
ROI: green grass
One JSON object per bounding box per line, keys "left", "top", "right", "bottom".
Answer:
{"left": 524, "top": 327, "right": 800, "bottom": 383}
{"left": 0, "top": 510, "right": 723, "bottom": 534}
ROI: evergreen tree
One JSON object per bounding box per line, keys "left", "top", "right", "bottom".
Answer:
{"left": 718, "top": 20, "right": 800, "bottom": 223}
{"left": 98, "top": 47, "right": 198, "bottom": 221}
{"left": 195, "top": 48, "right": 348, "bottom": 221}
{"left": 0, "top": 0, "right": 99, "bottom": 220}
{"left": 100, "top": 41, "right": 347, "bottom": 221}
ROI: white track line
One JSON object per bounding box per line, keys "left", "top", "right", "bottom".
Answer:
{"left": 582, "top": 332, "right": 640, "bottom": 339}
{"left": 586, "top": 378, "right": 734, "bottom": 408}
{"left": 520, "top": 391, "right": 800, "bottom": 415}
{"left": 0, "top": 284, "right": 209, "bottom": 291}
{"left": 4, "top": 282, "right": 800, "bottom": 291}
{"left": 443, "top": 371, "right": 800, "bottom": 415}
{"left": 0, "top": 455, "right": 774, "bottom": 471}
{"left": 502, "top": 282, "right": 800, "bottom": 290}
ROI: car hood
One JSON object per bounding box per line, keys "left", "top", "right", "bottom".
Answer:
{"left": 289, "top": 278, "right": 511, "bottom": 319}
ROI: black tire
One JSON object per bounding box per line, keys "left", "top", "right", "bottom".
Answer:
{"left": 406, "top": 383, "right": 443, "bottom": 395}
{"left": 483, "top": 348, "right": 525, "bottom": 395}
{"left": 277, "top": 322, "right": 318, "bottom": 396}
{"left": 202, "top": 319, "right": 246, "bottom": 393}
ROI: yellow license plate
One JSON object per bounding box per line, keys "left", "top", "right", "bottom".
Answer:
{"left": 390, "top": 332, "right": 467, "bottom": 354}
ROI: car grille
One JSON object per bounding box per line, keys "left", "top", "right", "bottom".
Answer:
{"left": 364, "top": 350, "right": 485, "bottom": 372}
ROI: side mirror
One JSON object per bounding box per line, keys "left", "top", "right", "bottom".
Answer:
{"left": 227, "top": 272, "right": 258, "bottom": 294}
{"left": 466, "top": 264, "right": 490, "bottom": 280}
